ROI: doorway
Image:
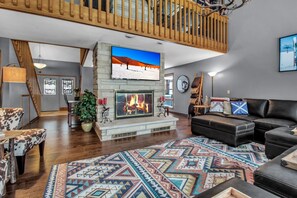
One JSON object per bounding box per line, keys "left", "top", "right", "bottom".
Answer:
{"left": 38, "top": 75, "right": 76, "bottom": 112}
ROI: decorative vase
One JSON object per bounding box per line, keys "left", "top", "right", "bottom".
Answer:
{"left": 81, "top": 122, "right": 93, "bottom": 132}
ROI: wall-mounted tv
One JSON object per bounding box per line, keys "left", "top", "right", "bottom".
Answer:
{"left": 111, "top": 46, "right": 160, "bottom": 80}
{"left": 279, "top": 33, "right": 297, "bottom": 72}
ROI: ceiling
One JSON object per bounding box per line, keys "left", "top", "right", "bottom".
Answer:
{"left": 0, "top": 9, "right": 224, "bottom": 68}
{"left": 29, "top": 43, "right": 93, "bottom": 67}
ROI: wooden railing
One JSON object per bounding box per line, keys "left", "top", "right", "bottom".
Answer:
{"left": 12, "top": 40, "right": 42, "bottom": 116}
{"left": 0, "top": 0, "right": 228, "bottom": 53}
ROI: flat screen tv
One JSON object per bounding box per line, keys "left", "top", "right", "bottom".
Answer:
{"left": 279, "top": 33, "right": 297, "bottom": 72}
{"left": 111, "top": 46, "right": 160, "bottom": 80}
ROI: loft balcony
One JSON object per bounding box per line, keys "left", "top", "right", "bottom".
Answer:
{"left": 0, "top": 0, "right": 228, "bottom": 53}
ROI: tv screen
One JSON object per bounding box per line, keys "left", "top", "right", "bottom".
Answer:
{"left": 279, "top": 33, "right": 297, "bottom": 72}
{"left": 111, "top": 46, "right": 160, "bottom": 80}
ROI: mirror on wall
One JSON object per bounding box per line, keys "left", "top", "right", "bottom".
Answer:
{"left": 176, "top": 75, "right": 189, "bottom": 93}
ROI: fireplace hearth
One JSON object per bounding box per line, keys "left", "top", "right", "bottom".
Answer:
{"left": 115, "top": 90, "right": 154, "bottom": 119}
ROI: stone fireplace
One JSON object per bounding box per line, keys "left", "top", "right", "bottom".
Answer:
{"left": 115, "top": 90, "right": 154, "bottom": 119}
{"left": 93, "top": 43, "right": 177, "bottom": 141}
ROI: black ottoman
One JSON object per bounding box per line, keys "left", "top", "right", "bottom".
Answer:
{"left": 196, "top": 178, "right": 278, "bottom": 198}
{"left": 265, "top": 126, "right": 297, "bottom": 159}
{"left": 254, "top": 145, "right": 297, "bottom": 198}
{"left": 192, "top": 115, "right": 255, "bottom": 147}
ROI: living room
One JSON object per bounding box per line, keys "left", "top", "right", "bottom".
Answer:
{"left": 0, "top": 0, "right": 296, "bottom": 197}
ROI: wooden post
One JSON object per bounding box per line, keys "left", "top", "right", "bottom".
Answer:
{"left": 9, "top": 139, "right": 16, "bottom": 184}
{"left": 98, "top": 0, "right": 101, "bottom": 22}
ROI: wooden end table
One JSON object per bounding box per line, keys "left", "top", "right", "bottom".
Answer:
{"left": 193, "top": 105, "right": 210, "bottom": 116}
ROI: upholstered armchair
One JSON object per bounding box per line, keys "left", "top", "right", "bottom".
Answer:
{"left": 0, "top": 159, "right": 8, "bottom": 196}
{"left": 0, "top": 108, "right": 46, "bottom": 174}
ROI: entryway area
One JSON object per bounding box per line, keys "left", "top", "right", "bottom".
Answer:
{"left": 29, "top": 43, "right": 94, "bottom": 116}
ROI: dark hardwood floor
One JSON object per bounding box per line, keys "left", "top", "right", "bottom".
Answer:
{"left": 6, "top": 113, "right": 192, "bottom": 197}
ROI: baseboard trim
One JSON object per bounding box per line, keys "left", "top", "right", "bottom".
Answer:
{"left": 170, "top": 111, "right": 188, "bottom": 117}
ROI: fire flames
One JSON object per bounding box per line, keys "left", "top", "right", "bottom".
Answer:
{"left": 124, "top": 94, "right": 149, "bottom": 114}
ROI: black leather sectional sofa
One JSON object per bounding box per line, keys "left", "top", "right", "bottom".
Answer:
{"left": 192, "top": 98, "right": 297, "bottom": 159}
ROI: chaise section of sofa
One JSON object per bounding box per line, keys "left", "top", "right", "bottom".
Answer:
{"left": 191, "top": 98, "right": 297, "bottom": 145}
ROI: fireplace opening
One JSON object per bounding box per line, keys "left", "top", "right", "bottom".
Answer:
{"left": 115, "top": 90, "right": 154, "bottom": 119}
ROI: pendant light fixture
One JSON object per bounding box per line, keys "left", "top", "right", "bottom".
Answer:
{"left": 34, "top": 44, "right": 47, "bottom": 69}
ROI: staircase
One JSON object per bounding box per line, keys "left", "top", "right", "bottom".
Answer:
{"left": 12, "top": 40, "right": 41, "bottom": 116}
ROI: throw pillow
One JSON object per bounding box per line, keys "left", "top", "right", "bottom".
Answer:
{"left": 209, "top": 97, "right": 230, "bottom": 113}
{"left": 223, "top": 101, "right": 232, "bottom": 115}
{"left": 231, "top": 101, "right": 249, "bottom": 115}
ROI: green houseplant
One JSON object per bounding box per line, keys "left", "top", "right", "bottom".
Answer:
{"left": 74, "top": 89, "right": 97, "bottom": 132}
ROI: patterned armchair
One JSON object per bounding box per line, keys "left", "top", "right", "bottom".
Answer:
{"left": 0, "top": 159, "right": 8, "bottom": 196}
{"left": 0, "top": 108, "right": 46, "bottom": 174}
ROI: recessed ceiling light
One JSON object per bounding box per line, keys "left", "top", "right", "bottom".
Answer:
{"left": 125, "top": 34, "right": 135, "bottom": 39}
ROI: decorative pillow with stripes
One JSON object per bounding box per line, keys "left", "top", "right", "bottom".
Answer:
{"left": 231, "top": 101, "right": 249, "bottom": 115}
{"left": 209, "top": 97, "right": 230, "bottom": 113}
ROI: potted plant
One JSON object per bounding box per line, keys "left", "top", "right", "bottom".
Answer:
{"left": 74, "top": 89, "right": 97, "bottom": 132}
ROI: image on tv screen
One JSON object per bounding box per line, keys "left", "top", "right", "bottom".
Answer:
{"left": 111, "top": 46, "right": 160, "bottom": 80}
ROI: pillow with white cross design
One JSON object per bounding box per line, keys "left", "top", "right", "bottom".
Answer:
{"left": 230, "top": 101, "right": 249, "bottom": 115}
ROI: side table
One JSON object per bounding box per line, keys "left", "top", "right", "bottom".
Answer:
{"left": 193, "top": 105, "right": 210, "bottom": 116}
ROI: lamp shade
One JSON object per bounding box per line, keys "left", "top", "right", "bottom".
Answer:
{"left": 34, "top": 62, "right": 47, "bottom": 69}
{"left": 208, "top": 72, "right": 217, "bottom": 77}
{"left": 2, "top": 67, "right": 26, "bottom": 83}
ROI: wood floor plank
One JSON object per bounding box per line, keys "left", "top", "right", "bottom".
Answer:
{"left": 5, "top": 113, "right": 192, "bottom": 197}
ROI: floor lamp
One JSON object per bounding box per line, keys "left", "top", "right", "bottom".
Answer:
{"left": 208, "top": 72, "right": 217, "bottom": 97}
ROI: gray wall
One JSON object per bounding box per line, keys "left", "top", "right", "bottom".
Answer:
{"left": 81, "top": 67, "right": 93, "bottom": 92}
{"left": 36, "top": 59, "right": 80, "bottom": 110}
{"left": 0, "top": 38, "right": 38, "bottom": 125}
{"left": 165, "top": 0, "right": 297, "bottom": 115}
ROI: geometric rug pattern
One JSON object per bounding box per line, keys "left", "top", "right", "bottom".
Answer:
{"left": 44, "top": 136, "right": 268, "bottom": 197}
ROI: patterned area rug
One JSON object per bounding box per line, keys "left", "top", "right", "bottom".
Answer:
{"left": 44, "top": 136, "right": 268, "bottom": 198}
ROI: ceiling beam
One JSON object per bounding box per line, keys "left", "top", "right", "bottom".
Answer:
{"left": 80, "top": 48, "right": 89, "bottom": 67}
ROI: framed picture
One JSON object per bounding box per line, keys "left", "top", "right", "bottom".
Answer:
{"left": 62, "top": 79, "right": 74, "bottom": 95}
{"left": 44, "top": 78, "right": 56, "bottom": 95}
{"left": 279, "top": 33, "right": 297, "bottom": 72}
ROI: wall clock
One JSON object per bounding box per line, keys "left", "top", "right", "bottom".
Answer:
{"left": 176, "top": 75, "right": 189, "bottom": 93}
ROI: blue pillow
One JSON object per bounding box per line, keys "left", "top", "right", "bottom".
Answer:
{"left": 231, "top": 101, "right": 249, "bottom": 115}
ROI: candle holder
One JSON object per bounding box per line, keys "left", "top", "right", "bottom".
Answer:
{"left": 98, "top": 98, "right": 112, "bottom": 124}
{"left": 157, "top": 96, "right": 167, "bottom": 117}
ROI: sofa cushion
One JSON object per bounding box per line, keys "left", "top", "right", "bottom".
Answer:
{"left": 205, "top": 112, "right": 226, "bottom": 117}
{"left": 254, "top": 118, "right": 296, "bottom": 130}
{"left": 254, "top": 145, "right": 297, "bottom": 198}
{"left": 245, "top": 99, "right": 268, "bottom": 118}
{"left": 265, "top": 127, "right": 297, "bottom": 148}
{"left": 227, "top": 114, "right": 260, "bottom": 122}
{"left": 231, "top": 101, "right": 249, "bottom": 115}
{"left": 192, "top": 115, "right": 254, "bottom": 134}
{"left": 267, "top": 99, "right": 297, "bottom": 122}
{"left": 223, "top": 101, "right": 232, "bottom": 115}
{"left": 209, "top": 97, "right": 230, "bottom": 113}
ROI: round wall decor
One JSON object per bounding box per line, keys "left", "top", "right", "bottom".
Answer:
{"left": 176, "top": 75, "right": 189, "bottom": 93}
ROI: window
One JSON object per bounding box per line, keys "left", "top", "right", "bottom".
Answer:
{"left": 44, "top": 78, "right": 56, "bottom": 95}
{"left": 164, "top": 74, "right": 174, "bottom": 108}
{"left": 62, "top": 79, "right": 74, "bottom": 95}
